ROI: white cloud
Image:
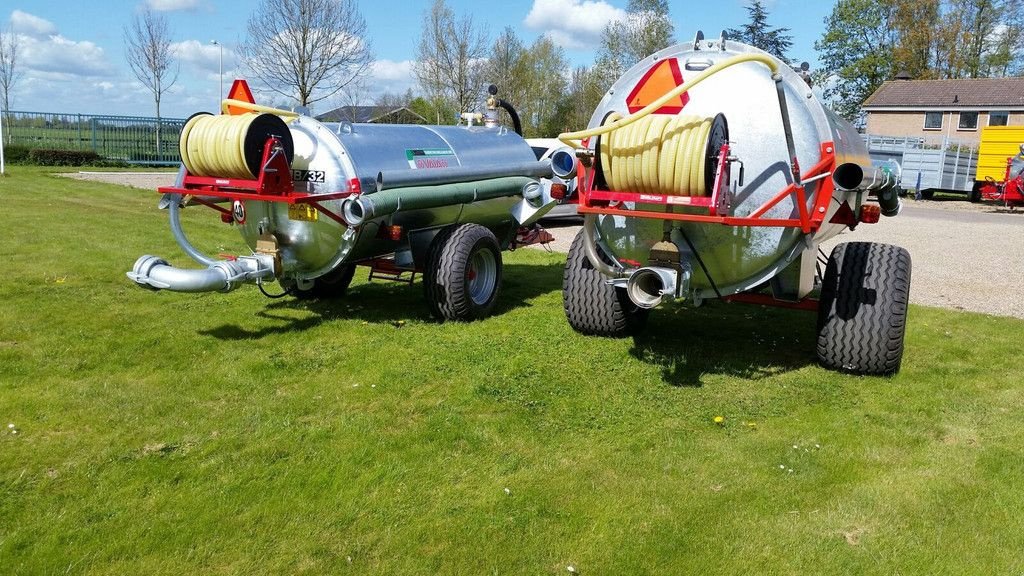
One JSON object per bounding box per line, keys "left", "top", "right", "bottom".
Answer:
{"left": 371, "top": 59, "right": 414, "bottom": 82}
{"left": 523, "top": 0, "right": 626, "bottom": 50}
{"left": 10, "top": 10, "right": 58, "bottom": 37}
{"left": 367, "top": 59, "right": 416, "bottom": 96}
{"left": 171, "top": 40, "right": 234, "bottom": 73}
{"left": 146, "top": 0, "right": 202, "bottom": 12}
{"left": 19, "top": 34, "right": 113, "bottom": 77}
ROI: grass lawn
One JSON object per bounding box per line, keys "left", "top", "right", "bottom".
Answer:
{"left": 2, "top": 167, "right": 1024, "bottom": 574}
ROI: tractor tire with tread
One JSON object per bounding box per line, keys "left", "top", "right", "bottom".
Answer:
{"left": 563, "top": 230, "right": 648, "bottom": 337}
{"left": 816, "top": 241, "right": 911, "bottom": 375}
{"left": 424, "top": 224, "right": 502, "bottom": 321}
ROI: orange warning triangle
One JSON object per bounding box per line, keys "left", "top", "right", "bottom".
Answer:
{"left": 225, "top": 79, "right": 256, "bottom": 115}
{"left": 625, "top": 58, "right": 689, "bottom": 114}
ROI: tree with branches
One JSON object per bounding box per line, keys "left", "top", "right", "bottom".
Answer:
{"left": 0, "top": 26, "right": 16, "bottom": 171}
{"left": 726, "top": 0, "right": 793, "bottom": 61}
{"left": 241, "top": 0, "right": 373, "bottom": 108}
{"left": 414, "top": 0, "right": 489, "bottom": 119}
{"left": 124, "top": 8, "right": 179, "bottom": 156}
{"left": 815, "top": 0, "right": 899, "bottom": 119}
{"left": 0, "top": 25, "right": 21, "bottom": 146}
{"left": 594, "top": 0, "right": 675, "bottom": 92}
{"left": 815, "top": 0, "right": 1024, "bottom": 119}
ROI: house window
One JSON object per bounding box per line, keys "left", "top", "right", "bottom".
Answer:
{"left": 989, "top": 111, "right": 1009, "bottom": 126}
{"left": 924, "top": 112, "right": 943, "bottom": 130}
{"left": 958, "top": 112, "right": 979, "bottom": 130}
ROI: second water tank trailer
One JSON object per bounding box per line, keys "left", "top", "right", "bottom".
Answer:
{"left": 558, "top": 32, "right": 909, "bottom": 375}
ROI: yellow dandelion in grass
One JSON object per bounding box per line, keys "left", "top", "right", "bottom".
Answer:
{"left": 713, "top": 415, "right": 725, "bottom": 425}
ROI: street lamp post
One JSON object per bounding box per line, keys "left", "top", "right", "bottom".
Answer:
{"left": 210, "top": 40, "right": 223, "bottom": 104}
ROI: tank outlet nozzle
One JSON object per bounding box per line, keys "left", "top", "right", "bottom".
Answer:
{"left": 342, "top": 197, "right": 370, "bottom": 226}
{"left": 550, "top": 149, "right": 577, "bottom": 179}
{"left": 833, "top": 162, "right": 902, "bottom": 218}
{"left": 127, "top": 253, "right": 275, "bottom": 293}
{"left": 626, "top": 266, "right": 681, "bottom": 309}
{"left": 511, "top": 180, "right": 558, "bottom": 226}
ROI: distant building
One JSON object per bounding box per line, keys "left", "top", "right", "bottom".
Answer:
{"left": 315, "top": 105, "right": 427, "bottom": 125}
{"left": 862, "top": 77, "right": 1024, "bottom": 145}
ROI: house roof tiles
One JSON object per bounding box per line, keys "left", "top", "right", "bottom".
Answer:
{"left": 863, "top": 77, "right": 1024, "bottom": 109}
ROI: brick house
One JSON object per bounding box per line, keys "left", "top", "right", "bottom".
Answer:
{"left": 862, "top": 77, "right": 1024, "bottom": 145}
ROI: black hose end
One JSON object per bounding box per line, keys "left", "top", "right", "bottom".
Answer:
{"left": 705, "top": 113, "right": 730, "bottom": 194}
{"left": 497, "top": 98, "right": 523, "bottom": 136}
{"left": 243, "top": 114, "right": 295, "bottom": 177}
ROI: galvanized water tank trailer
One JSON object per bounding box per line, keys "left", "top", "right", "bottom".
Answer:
{"left": 559, "top": 34, "right": 911, "bottom": 374}
{"left": 128, "top": 92, "right": 571, "bottom": 320}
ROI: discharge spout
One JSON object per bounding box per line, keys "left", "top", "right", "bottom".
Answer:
{"left": 626, "top": 266, "right": 681, "bottom": 309}
{"left": 833, "top": 162, "right": 902, "bottom": 217}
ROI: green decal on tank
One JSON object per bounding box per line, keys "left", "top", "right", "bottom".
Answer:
{"left": 406, "top": 148, "right": 456, "bottom": 169}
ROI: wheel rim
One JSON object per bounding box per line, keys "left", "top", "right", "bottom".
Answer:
{"left": 467, "top": 248, "right": 497, "bottom": 305}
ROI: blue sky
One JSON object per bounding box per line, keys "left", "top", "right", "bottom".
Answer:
{"left": 3, "top": 0, "right": 835, "bottom": 118}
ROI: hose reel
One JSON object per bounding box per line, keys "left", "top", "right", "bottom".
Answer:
{"left": 179, "top": 112, "right": 295, "bottom": 179}
{"left": 596, "top": 112, "right": 728, "bottom": 197}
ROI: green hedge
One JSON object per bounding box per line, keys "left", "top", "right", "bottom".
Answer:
{"left": 28, "top": 149, "right": 103, "bottom": 166}
{"left": 3, "top": 144, "right": 32, "bottom": 164}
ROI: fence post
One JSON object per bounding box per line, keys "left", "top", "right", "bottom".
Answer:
{"left": 951, "top": 141, "right": 960, "bottom": 189}
{"left": 78, "top": 114, "right": 83, "bottom": 150}
{"left": 91, "top": 118, "right": 97, "bottom": 154}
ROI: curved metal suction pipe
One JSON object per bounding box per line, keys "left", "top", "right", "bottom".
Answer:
{"left": 169, "top": 197, "right": 218, "bottom": 266}
{"left": 833, "top": 162, "right": 902, "bottom": 217}
{"left": 582, "top": 214, "right": 627, "bottom": 279}
{"left": 127, "top": 253, "right": 275, "bottom": 293}
{"left": 626, "top": 266, "right": 680, "bottom": 309}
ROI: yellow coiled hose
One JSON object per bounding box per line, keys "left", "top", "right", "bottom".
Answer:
{"left": 558, "top": 53, "right": 779, "bottom": 196}
{"left": 180, "top": 113, "right": 258, "bottom": 178}
{"left": 599, "top": 113, "right": 714, "bottom": 197}
{"left": 179, "top": 105, "right": 295, "bottom": 179}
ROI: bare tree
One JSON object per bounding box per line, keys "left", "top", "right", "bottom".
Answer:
{"left": 0, "top": 25, "right": 22, "bottom": 144}
{"left": 241, "top": 0, "right": 373, "bottom": 107}
{"left": 414, "top": 0, "right": 489, "bottom": 118}
{"left": 331, "top": 76, "right": 370, "bottom": 122}
{"left": 124, "top": 8, "right": 178, "bottom": 156}
{"left": 485, "top": 27, "right": 525, "bottom": 102}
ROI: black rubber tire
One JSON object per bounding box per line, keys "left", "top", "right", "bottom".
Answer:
{"left": 293, "top": 264, "right": 356, "bottom": 300}
{"left": 816, "top": 242, "right": 912, "bottom": 375}
{"left": 423, "top": 224, "right": 502, "bottom": 321}
{"left": 969, "top": 182, "right": 983, "bottom": 203}
{"left": 562, "top": 230, "right": 648, "bottom": 337}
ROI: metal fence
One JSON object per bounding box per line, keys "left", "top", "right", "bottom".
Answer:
{"left": 1, "top": 110, "right": 186, "bottom": 165}
{"left": 863, "top": 134, "right": 979, "bottom": 193}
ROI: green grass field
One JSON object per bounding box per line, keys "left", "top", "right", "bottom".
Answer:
{"left": 2, "top": 167, "right": 1024, "bottom": 574}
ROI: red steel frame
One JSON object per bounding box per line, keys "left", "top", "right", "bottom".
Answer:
{"left": 578, "top": 139, "right": 839, "bottom": 311}
{"left": 578, "top": 142, "right": 837, "bottom": 235}
{"left": 979, "top": 156, "right": 1024, "bottom": 207}
{"left": 157, "top": 137, "right": 357, "bottom": 225}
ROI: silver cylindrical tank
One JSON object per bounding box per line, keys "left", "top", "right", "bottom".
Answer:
{"left": 587, "top": 39, "right": 873, "bottom": 299}
{"left": 235, "top": 120, "right": 538, "bottom": 281}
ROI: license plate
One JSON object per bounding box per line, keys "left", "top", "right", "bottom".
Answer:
{"left": 288, "top": 204, "right": 319, "bottom": 222}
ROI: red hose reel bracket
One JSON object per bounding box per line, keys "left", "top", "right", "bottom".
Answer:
{"left": 578, "top": 142, "right": 837, "bottom": 234}
{"left": 157, "top": 137, "right": 356, "bottom": 224}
